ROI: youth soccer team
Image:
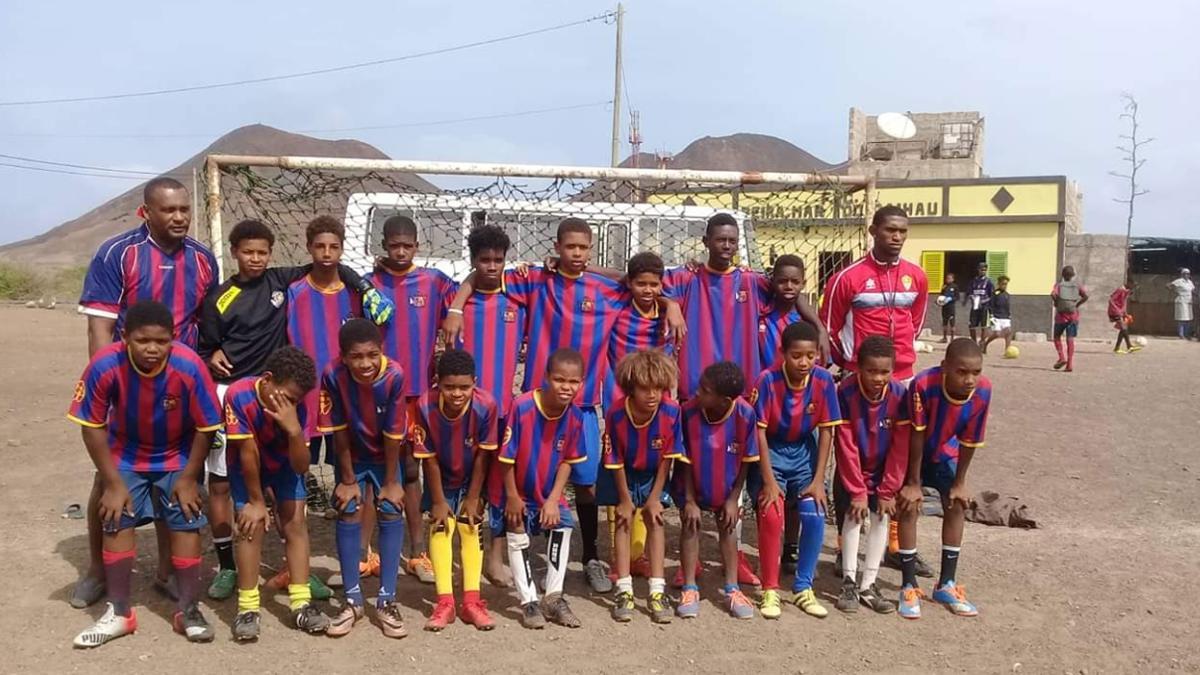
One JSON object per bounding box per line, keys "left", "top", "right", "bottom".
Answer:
{"left": 67, "top": 205, "right": 993, "bottom": 647}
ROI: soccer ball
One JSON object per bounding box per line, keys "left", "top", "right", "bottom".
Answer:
{"left": 1133, "top": 336, "right": 1148, "bottom": 347}
{"left": 1004, "top": 345, "right": 1020, "bottom": 359}
{"left": 935, "top": 296, "right": 950, "bottom": 307}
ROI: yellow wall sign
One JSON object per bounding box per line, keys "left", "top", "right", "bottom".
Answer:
{"left": 947, "top": 183, "right": 1060, "bottom": 218}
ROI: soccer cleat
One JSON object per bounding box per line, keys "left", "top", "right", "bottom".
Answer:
{"left": 378, "top": 601, "right": 408, "bottom": 638}
{"left": 541, "top": 593, "right": 582, "bottom": 628}
{"left": 520, "top": 602, "right": 546, "bottom": 629}
{"left": 586, "top": 559, "right": 614, "bottom": 593}
{"left": 1065, "top": 365, "right": 1074, "bottom": 372}
{"left": 1053, "top": 360, "right": 1067, "bottom": 370}
{"left": 671, "top": 562, "right": 702, "bottom": 588}
{"left": 359, "top": 551, "right": 380, "bottom": 577}
{"left": 836, "top": 577, "right": 859, "bottom": 613}
{"left": 898, "top": 585, "right": 925, "bottom": 620}
{"left": 292, "top": 604, "right": 331, "bottom": 634}
{"left": 884, "top": 550, "right": 934, "bottom": 577}
{"left": 791, "top": 589, "right": 829, "bottom": 618}
{"left": 460, "top": 598, "right": 496, "bottom": 631}
{"left": 724, "top": 588, "right": 755, "bottom": 620}
{"left": 932, "top": 581, "right": 978, "bottom": 617}
{"left": 232, "top": 610, "right": 261, "bottom": 641}
{"left": 1114, "top": 348, "right": 1128, "bottom": 355}
{"left": 326, "top": 603, "right": 363, "bottom": 637}
{"left": 648, "top": 592, "right": 673, "bottom": 624}
{"left": 173, "top": 604, "right": 215, "bottom": 643}
{"left": 736, "top": 552, "right": 761, "bottom": 586}
{"left": 859, "top": 583, "right": 897, "bottom": 614}
{"left": 73, "top": 603, "right": 136, "bottom": 648}
{"left": 207, "top": 568, "right": 238, "bottom": 600}
{"left": 759, "top": 589, "right": 782, "bottom": 620}
{"left": 1129, "top": 345, "right": 1143, "bottom": 353}
{"left": 69, "top": 575, "right": 106, "bottom": 609}
{"left": 425, "top": 597, "right": 456, "bottom": 632}
{"left": 611, "top": 591, "right": 635, "bottom": 622}
{"left": 630, "top": 555, "right": 652, "bottom": 578}
{"left": 676, "top": 588, "right": 701, "bottom": 619}
{"left": 405, "top": 553, "right": 436, "bottom": 584}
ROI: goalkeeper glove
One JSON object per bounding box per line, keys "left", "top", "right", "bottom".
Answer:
{"left": 361, "top": 287, "right": 395, "bottom": 326}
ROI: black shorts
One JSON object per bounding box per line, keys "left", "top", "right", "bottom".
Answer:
{"left": 941, "top": 308, "right": 956, "bottom": 327}
{"left": 833, "top": 480, "right": 880, "bottom": 533}
{"left": 969, "top": 309, "right": 988, "bottom": 328}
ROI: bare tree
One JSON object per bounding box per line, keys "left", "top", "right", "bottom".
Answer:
{"left": 1111, "top": 93, "right": 1152, "bottom": 280}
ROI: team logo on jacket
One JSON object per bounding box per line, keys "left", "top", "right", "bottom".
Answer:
{"left": 579, "top": 298, "right": 595, "bottom": 312}
{"left": 73, "top": 380, "right": 86, "bottom": 403}
{"left": 270, "top": 290, "right": 285, "bottom": 308}
{"left": 320, "top": 390, "right": 334, "bottom": 416}
{"left": 901, "top": 275, "right": 913, "bottom": 291}
{"left": 410, "top": 295, "right": 427, "bottom": 308}
{"left": 162, "top": 395, "right": 179, "bottom": 411}
{"left": 735, "top": 290, "right": 748, "bottom": 303}
{"left": 864, "top": 278, "right": 876, "bottom": 290}
{"left": 503, "top": 308, "right": 518, "bottom": 323}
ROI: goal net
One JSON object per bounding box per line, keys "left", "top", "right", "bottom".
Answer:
{"left": 197, "top": 156, "right": 874, "bottom": 298}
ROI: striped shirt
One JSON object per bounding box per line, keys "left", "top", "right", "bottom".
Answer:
{"left": 366, "top": 266, "right": 456, "bottom": 397}
{"left": 602, "top": 398, "right": 685, "bottom": 472}
{"left": 223, "top": 375, "right": 310, "bottom": 475}
{"left": 410, "top": 388, "right": 500, "bottom": 491}
{"left": 835, "top": 375, "right": 910, "bottom": 500}
{"left": 758, "top": 305, "right": 802, "bottom": 368}
{"left": 753, "top": 366, "right": 844, "bottom": 446}
{"left": 458, "top": 272, "right": 527, "bottom": 412}
{"left": 497, "top": 390, "right": 586, "bottom": 505}
{"left": 317, "top": 357, "right": 407, "bottom": 463}
{"left": 286, "top": 275, "right": 362, "bottom": 438}
{"left": 909, "top": 366, "right": 992, "bottom": 465}
{"left": 676, "top": 397, "right": 760, "bottom": 509}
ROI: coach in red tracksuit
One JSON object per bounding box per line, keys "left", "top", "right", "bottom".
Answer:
{"left": 821, "top": 205, "right": 928, "bottom": 383}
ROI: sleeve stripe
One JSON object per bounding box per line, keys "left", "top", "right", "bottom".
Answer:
{"left": 412, "top": 451, "right": 437, "bottom": 459}
{"left": 497, "top": 456, "right": 516, "bottom": 464}
{"left": 317, "top": 424, "right": 348, "bottom": 433}
{"left": 195, "top": 423, "right": 222, "bottom": 432}
{"left": 603, "top": 463, "right": 624, "bottom": 470}
{"left": 477, "top": 443, "right": 499, "bottom": 450}
{"left": 895, "top": 420, "right": 912, "bottom": 426}
{"left": 817, "top": 420, "right": 846, "bottom": 428}
{"left": 564, "top": 457, "right": 588, "bottom": 465}
{"left": 912, "top": 424, "right": 927, "bottom": 432}
{"left": 756, "top": 421, "right": 769, "bottom": 428}
{"left": 959, "top": 440, "right": 985, "bottom": 448}
{"left": 66, "top": 413, "right": 105, "bottom": 429}
{"left": 78, "top": 305, "right": 119, "bottom": 319}
{"left": 742, "top": 456, "right": 761, "bottom": 463}
{"left": 382, "top": 431, "right": 405, "bottom": 440}
{"left": 226, "top": 433, "right": 254, "bottom": 440}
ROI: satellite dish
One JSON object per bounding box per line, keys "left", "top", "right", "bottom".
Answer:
{"left": 877, "top": 112, "right": 917, "bottom": 140}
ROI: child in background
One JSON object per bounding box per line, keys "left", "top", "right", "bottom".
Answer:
{"left": 939, "top": 273, "right": 959, "bottom": 343}
{"left": 1108, "top": 280, "right": 1138, "bottom": 354}
{"left": 1051, "top": 266, "right": 1089, "bottom": 372}
{"left": 897, "top": 338, "right": 992, "bottom": 619}
{"left": 982, "top": 276, "right": 1014, "bottom": 357}
{"left": 834, "top": 336, "right": 907, "bottom": 615}
{"left": 319, "top": 319, "right": 408, "bottom": 639}
{"left": 967, "top": 263, "right": 994, "bottom": 345}
{"left": 411, "top": 349, "right": 498, "bottom": 632}
{"left": 673, "top": 362, "right": 761, "bottom": 620}
{"left": 602, "top": 351, "right": 684, "bottom": 624}
{"left": 758, "top": 255, "right": 805, "bottom": 367}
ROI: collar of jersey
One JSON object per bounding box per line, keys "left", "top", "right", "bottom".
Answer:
{"left": 704, "top": 263, "right": 735, "bottom": 275}
{"left": 857, "top": 375, "right": 887, "bottom": 404}
{"left": 940, "top": 374, "right": 975, "bottom": 405}
{"left": 438, "top": 391, "right": 471, "bottom": 422}
{"left": 350, "top": 356, "right": 388, "bottom": 385}
{"left": 253, "top": 377, "right": 269, "bottom": 409}
{"left": 868, "top": 250, "right": 901, "bottom": 268}
{"left": 139, "top": 222, "right": 187, "bottom": 256}
{"left": 533, "top": 389, "right": 568, "bottom": 420}
{"left": 625, "top": 399, "right": 659, "bottom": 428}
{"left": 305, "top": 274, "right": 345, "bottom": 294}
{"left": 475, "top": 277, "right": 507, "bottom": 295}
{"left": 382, "top": 263, "right": 416, "bottom": 277}
{"left": 632, "top": 300, "right": 659, "bottom": 319}
{"left": 556, "top": 267, "right": 584, "bottom": 280}
{"left": 702, "top": 400, "right": 736, "bottom": 425}
{"left": 782, "top": 366, "right": 811, "bottom": 391}
{"left": 127, "top": 345, "right": 168, "bottom": 378}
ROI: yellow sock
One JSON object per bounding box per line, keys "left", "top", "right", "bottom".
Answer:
{"left": 430, "top": 516, "right": 456, "bottom": 597}
{"left": 237, "top": 586, "right": 260, "bottom": 613}
{"left": 458, "top": 520, "right": 483, "bottom": 593}
{"left": 888, "top": 519, "right": 900, "bottom": 554}
{"left": 630, "top": 508, "right": 647, "bottom": 561}
{"left": 287, "top": 582, "right": 311, "bottom": 611}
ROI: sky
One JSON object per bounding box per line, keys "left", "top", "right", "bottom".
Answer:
{"left": 0, "top": 0, "right": 1196, "bottom": 245}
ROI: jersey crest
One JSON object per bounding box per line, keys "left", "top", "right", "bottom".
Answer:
{"left": 409, "top": 295, "right": 427, "bottom": 308}
{"left": 162, "top": 394, "right": 180, "bottom": 411}
{"left": 73, "top": 380, "right": 86, "bottom": 403}
{"left": 319, "top": 390, "right": 334, "bottom": 417}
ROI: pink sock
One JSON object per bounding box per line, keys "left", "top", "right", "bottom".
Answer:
{"left": 1054, "top": 338, "right": 1065, "bottom": 360}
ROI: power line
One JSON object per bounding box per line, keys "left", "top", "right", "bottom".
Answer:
{"left": 0, "top": 12, "right": 615, "bottom": 107}
{"left": 0, "top": 161, "right": 163, "bottom": 180}
{"left": 0, "top": 152, "right": 162, "bottom": 175}
{"left": 0, "top": 100, "right": 613, "bottom": 139}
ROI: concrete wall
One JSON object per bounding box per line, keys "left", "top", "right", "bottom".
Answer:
{"left": 847, "top": 107, "right": 984, "bottom": 181}
{"left": 924, "top": 295, "right": 1051, "bottom": 338}
{"left": 1064, "top": 233, "right": 1127, "bottom": 338}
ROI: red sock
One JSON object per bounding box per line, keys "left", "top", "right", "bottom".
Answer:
{"left": 1053, "top": 338, "right": 1065, "bottom": 361}
{"left": 1067, "top": 339, "right": 1075, "bottom": 367}
{"left": 172, "top": 555, "right": 202, "bottom": 610}
{"left": 103, "top": 548, "right": 136, "bottom": 617}
{"left": 463, "top": 590, "right": 480, "bottom": 604}
{"left": 756, "top": 501, "right": 783, "bottom": 590}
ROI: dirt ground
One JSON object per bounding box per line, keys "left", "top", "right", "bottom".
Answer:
{"left": 2, "top": 305, "right": 1197, "bottom": 674}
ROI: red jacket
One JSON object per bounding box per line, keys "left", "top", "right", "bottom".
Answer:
{"left": 820, "top": 252, "right": 928, "bottom": 380}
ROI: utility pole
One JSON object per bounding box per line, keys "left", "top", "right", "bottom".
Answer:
{"left": 610, "top": 2, "right": 624, "bottom": 167}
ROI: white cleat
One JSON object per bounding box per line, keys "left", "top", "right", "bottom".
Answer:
{"left": 73, "top": 603, "right": 137, "bottom": 648}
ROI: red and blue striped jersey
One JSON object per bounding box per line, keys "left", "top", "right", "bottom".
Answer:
{"left": 753, "top": 366, "right": 843, "bottom": 446}
{"left": 497, "top": 390, "right": 586, "bottom": 505}
{"left": 602, "top": 398, "right": 684, "bottom": 472}
{"left": 286, "top": 276, "right": 362, "bottom": 438}
{"left": 411, "top": 388, "right": 500, "bottom": 491}
{"left": 758, "top": 306, "right": 802, "bottom": 367}
{"left": 458, "top": 272, "right": 527, "bottom": 412}
{"left": 510, "top": 267, "right": 628, "bottom": 407}
{"left": 67, "top": 341, "right": 222, "bottom": 472}
{"left": 602, "top": 303, "right": 672, "bottom": 403}
{"left": 909, "top": 366, "right": 992, "bottom": 464}
{"left": 79, "top": 224, "right": 218, "bottom": 349}
{"left": 663, "top": 266, "right": 770, "bottom": 399}
{"left": 223, "top": 375, "right": 309, "bottom": 475}
{"left": 835, "top": 375, "right": 910, "bottom": 500}
{"left": 676, "top": 397, "right": 760, "bottom": 509}
{"left": 316, "top": 357, "right": 407, "bottom": 463}
{"left": 366, "top": 266, "right": 455, "bottom": 397}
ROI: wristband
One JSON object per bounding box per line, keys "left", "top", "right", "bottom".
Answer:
{"left": 447, "top": 307, "right": 464, "bottom": 316}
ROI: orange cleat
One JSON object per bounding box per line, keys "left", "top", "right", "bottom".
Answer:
{"left": 424, "top": 596, "right": 456, "bottom": 632}
{"left": 459, "top": 598, "right": 496, "bottom": 631}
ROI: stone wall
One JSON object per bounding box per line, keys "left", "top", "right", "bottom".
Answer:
{"left": 1064, "top": 233, "right": 1127, "bottom": 338}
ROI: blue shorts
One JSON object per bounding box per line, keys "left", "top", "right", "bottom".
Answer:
{"left": 747, "top": 442, "right": 817, "bottom": 505}
{"left": 339, "top": 463, "right": 403, "bottom": 516}
{"left": 921, "top": 458, "right": 958, "bottom": 498}
{"left": 231, "top": 468, "right": 306, "bottom": 510}
{"left": 420, "top": 484, "right": 472, "bottom": 515}
{"left": 568, "top": 406, "right": 602, "bottom": 487}
{"left": 596, "top": 467, "right": 669, "bottom": 508}
{"left": 1054, "top": 321, "right": 1079, "bottom": 339}
{"left": 308, "top": 434, "right": 336, "bottom": 468}
{"left": 488, "top": 500, "right": 576, "bottom": 537}
{"left": 108, "top": 470, "right": 206, "bottom": 533}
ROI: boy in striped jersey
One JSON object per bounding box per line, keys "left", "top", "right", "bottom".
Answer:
{"left": 758, "top": 255, "right": 805, "bottom": 368}
{"left": 318, "top": 320, "right": 408, "bottom": 639}
{"left": 411, "top": 349, "right": 499, "bottom": 632}
{"left": 834, "top": 336, "right": 908, "bottom": 614}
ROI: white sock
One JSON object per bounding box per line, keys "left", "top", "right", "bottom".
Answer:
{"left": 506, "top": 532, "right": 537, "bottom": 605}
{"left": 616, "top": 575, "right": 633, "bottom": 594}
{"left": 861, "top": 512, "right": 889, "bottom": 590}
{"left": 841, "top": 516, "right": 862, "bottom": 581}
{"left": 545, "top": 528, "right": 571, "bottom": 596}
{"left": 734, "top": 517, "right": 744, "bottom": 551}
{"left": 648, "top": 577, "right": 665, "bottom": 595}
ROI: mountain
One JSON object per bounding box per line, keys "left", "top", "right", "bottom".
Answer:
{"left": 0, "top": 124, "right": 431, "bottom": 266}
{"left": 667, "top": 133, "right": 839, "bottom": 173}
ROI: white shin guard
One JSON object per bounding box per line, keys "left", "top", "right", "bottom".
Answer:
{"left": 545, "top": 528, "right": 572, "bottom": 597}
{"left": 861, "top": 512, "right": 889, "bottom": 590}
{"left": 507, "top": 531, "right": 537, "bottom": 605}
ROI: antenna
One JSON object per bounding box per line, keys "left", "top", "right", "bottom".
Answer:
{"left": 629, "top": 109, "right": 642, "bottom": 169}
{"left": 877, "top": 112, "right": 917, "bottom": 140}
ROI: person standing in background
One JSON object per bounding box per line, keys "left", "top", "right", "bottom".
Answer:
{"left": 1168, "top": 268, "right": 1195, "bottom": 340}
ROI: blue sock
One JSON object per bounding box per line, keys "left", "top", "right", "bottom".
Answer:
{"left": 792, "top": 497, "right": 825, "bottom": 593}
{"left": 377, "top": 514, "right": 404, "bottom": 606}
{"left": 723, "top": 582, "right": 739, "bottom": 594}
{"left": 335, "top": 519, "right": 364, "bottom": 606}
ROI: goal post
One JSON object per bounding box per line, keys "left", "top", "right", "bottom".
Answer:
{"left": 200, "top": 154, "right": 876, "bottom": 296}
